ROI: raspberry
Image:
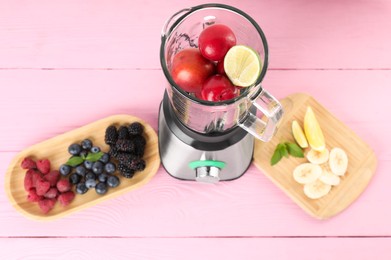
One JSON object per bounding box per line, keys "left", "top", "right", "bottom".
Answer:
{"left": 116, "top": 139, "right": 135, "bottom": 153}
{"left": 105, "top": 125, "right": 118, "bottom": 145}
{"left": 32, "top": 170, "right": 43, "bottom": 187}
{"left": 38, "top": 198, "right": 56, "bottom": 214}
{"left": 36, "top": 159, "right": 51, "bottom": 174}
{"left": 56, "top": 179, "right": 71, "bottom": 193}
{"left": 21, "top": 157, "right": 36, "bottom": 170}
{"left": 24, "top": 169, "right": 35, "bottom": 191}
{"left": 118, "top": 126, "right": 130, "bottom": 140}
{"left": 27, "top": 188, "right": 43, "bottom": 202}
{"left": 36, "top": 179, "right": 51, "bottom": 196}
{"left": 44, "top": 187, "right": 59, "bottom": 199}
{"left": 44, "top": 170, "right": 60, "bottom": 187}
{"left": 128, "top": 122, "right": 144, "bottom": 136}
{"left": 58, "top": 191, "right": 75, "bottom": 206}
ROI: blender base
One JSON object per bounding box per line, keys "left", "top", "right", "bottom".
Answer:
{"left": 158, "top": 95, "right": 254, "bottom": 183}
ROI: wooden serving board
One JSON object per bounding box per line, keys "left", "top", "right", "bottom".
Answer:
{"left": 5, "top": 115, "right": 160, "bottom": 221}
{"left": 253, "top": 93, "right": 377, "bottom": 219}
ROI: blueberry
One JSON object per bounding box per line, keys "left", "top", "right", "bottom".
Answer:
{"left": 84, "top": 160, "right": 93, "bottom": 170}
{"left": 59, "top": 164, "right": 71, "bottom": 176}
{"left": 98, "top": 173, "right": 109, "bottom": 183}
{"left": 75, "top": 165, "right": 87, "bottom": 176}
{"left": 69, "top": 173, "right": 81, "bottom": 184}
{"left": 79, "top": 150, "right": 88, "bottom": 159}
{"left": 76, "top": 182, "right": 88, "bottom": 194}
{"left": 92, "top": 161, "right": 104, "bottom": 174}
{"left": 99, "top": 153, "right": 110, "bottom": 164}
{"left": 107, "top": 175, "right": 120, "bottom": 188}
{"left": 95, "top": 182, "right": 108, "bottom": 195}
{"left": 91, "top": 146, "right": 101, "bottom": 153}
{"left": 68, "top": 143, "right": 82, "bottom": 155}
{"left": 85, "top": 179, "right": 97, "bottom": 189}
{"left": 85, "top": 172, "right": 96, "bottom": 180}
{"left": 81, "top": 139, "right": 93, "bottom": 150}
{"left": 104, "top": 162, "right": 116, "bottom": 174}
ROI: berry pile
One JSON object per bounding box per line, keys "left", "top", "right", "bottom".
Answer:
{"left": 21, "top": 157, "right": 75, "bottom": 214}
{"left": 59, "top": 139, "right": 120, "bottom": 196}
{"left": 105, "top": 122, "right": 147, "bottom": 178}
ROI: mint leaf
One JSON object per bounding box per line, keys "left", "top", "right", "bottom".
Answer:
{"left": 280, "top": 143, "right": 289, "bottom": 158}
{"left": 271, "top": 145, "right": 283, "bottom": 166}
{"left": 66, "top": 156, "right": 84, "bottom": 167}
{"left": 285, "top": 142, "right": 304, "bottom": 158}
{"left": 85, "top": 152, "right": 104, "bottom": 162}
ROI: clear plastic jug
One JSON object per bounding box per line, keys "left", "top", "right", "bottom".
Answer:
{"left": 160, "top": 3, "right": 283, "bottom": 142}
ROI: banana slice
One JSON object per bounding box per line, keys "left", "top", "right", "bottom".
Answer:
{"left": 329, "top": 147, "right": 348, "bottom": 176}
{"left": 303, "top": 179, "right": 332, "bottom": 199}
{"left": 319, "top": 166, "right": 340, "bottom": 186}
{"left": 306, "top": 148, "right": 329, "bottom": 164}
{"left": 293, "top": 163, "right": 322, "bottom": 184}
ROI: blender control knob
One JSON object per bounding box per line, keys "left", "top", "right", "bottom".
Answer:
{"left": 195, "top": 166, "right": 220, "bottom": 184}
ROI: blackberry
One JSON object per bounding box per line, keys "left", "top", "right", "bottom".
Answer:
{"left": 105, "top": 125, "right": 118, "bottom": 145}
{"left": 118, "top": 126, "right": 130, "bottom": 140}
{"left": 129, "top": 158, "right": 146, "bottom": 171}
{"left": 108, "top": 146, "right": 119, "bottom": 158}
{"left": 116, "top": 139, "right": 135, "bottom": 153}
{"left": 128, "top": 122, "right": 144, "bottom": 136}
{"left": 133, "top": 135, "right": 146, "bottom": 157}
{"left": 116, "top": 152, "right": 138, "bottom": 164}
{"left": 118, "top": 163, "right": 135, "bottom": 178}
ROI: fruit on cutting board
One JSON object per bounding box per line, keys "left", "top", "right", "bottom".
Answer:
{"left": 198, "top": 24, "right": 237, "bottom": 61}
{"left": 304, "top": 106, "right": 325, "bottom": 151}
{"left": 223, "top": 45, "right": 261, "bottom": 87}
{"left": 303, "top": 179, "right": 332, "bottom": 199}
{"left": 171, "top": 48, "right": 215, "bottom": 93}
{"left": 306, "top": 148, "right": 329, "bottom": 165}
{"left": 293, "top": 163, "right": 322, "bottom": 184}
{"left": 292, "top": 120, "right": 308, "bottom": 148}
{"left": 319, "top": 166, "right": 340, "bottom": 186}
{"left": 329, "top": 147, "right": 349, "bottom": 176}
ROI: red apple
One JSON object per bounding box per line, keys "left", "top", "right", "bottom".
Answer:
{"left": 198, "top": 24, "right": 236, "bottom": 61}
{"left": 198, "top": 74, "right": 239, "bottom": 102}
{"left": 170, "top": 48, "right": 215, "bottom": 93}
{"left": 216, "top": 60, "right": 226, "bottom": 75}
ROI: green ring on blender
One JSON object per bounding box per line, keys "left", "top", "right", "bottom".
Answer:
{"left": 188, "top": 160, "right": 226, "bottom": 169}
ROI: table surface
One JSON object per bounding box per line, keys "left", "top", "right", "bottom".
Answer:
{"left": 1, "top": 0, "right": 391, "bottom": 259}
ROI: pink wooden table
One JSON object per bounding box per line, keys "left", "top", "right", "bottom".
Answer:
{"left": 1, "top": 0, "right": 391, "bottom": 258}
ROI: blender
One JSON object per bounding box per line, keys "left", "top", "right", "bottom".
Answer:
{"left": 159, "top": 4, "right": 283, "bottom": 183}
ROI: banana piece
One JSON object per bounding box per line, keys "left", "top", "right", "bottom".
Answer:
{"left": 329, "top": 147, "right": 348, "bottom": 176}
{"left": 306, "top": 148, "right": 329, "bottom": 165}
{"left": 303, "top": 179, "right": 332, "bottom": 199}
{"left": 319, "top": 166, "right": 340, "bottom": 186}
{"left": 293, "top": 163, "right": 322, "bottom": 184}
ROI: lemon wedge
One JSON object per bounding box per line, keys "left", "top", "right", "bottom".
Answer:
{"left": 223, "top": 45, "right": 261, "bottom": 87}
{"left": 292, "top": 120, "right": 308, "bottom": 148}
{"left": 304, "top": 107, "right": 326, "bottom": 151}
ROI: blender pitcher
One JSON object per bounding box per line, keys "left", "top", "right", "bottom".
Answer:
{"left": 158, "top": 3, "right": 283, "bottom": 183}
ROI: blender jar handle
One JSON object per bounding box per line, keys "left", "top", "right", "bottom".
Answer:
{"left": 238, "top": 89, "right": 284, "bottom": 142}
{"left": 161, "top": 8, "right": 192, "bottom": 37}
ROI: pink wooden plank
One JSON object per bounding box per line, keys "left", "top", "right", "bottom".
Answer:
{"left": 0, "top": 0, "right": 390, "bottom": 69}
{"left": 1, "top": 237, "right": 391, "bottom": 259}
